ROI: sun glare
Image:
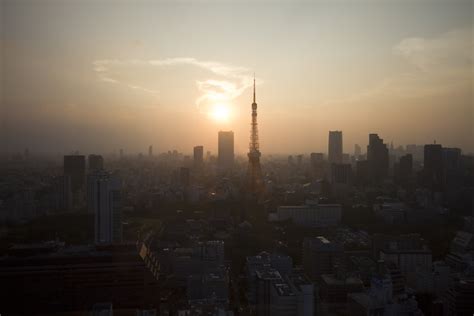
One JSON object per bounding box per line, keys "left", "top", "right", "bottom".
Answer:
{"left": 210, "top": 103, "right": 231, "bottom": 122}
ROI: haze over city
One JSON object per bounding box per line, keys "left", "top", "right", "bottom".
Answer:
{"left": 2, "top": 0, "right": 473, "bottom": 155}
{"left": 2, "top": 1, "right": 474, "bottom": 315}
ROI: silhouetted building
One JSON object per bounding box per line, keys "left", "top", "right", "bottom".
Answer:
{"left": 179, "top": 167, "right": 190, "bottom": 187}
{"left": 55, "top": 175, "right": 72, "bottom": 212}
{"left": 87, "top": 171, "right": 122, "bottom": 244}
{"left": 443, "top": 147, "right": 462, "bottom": 188}
{"left": 193, "top": 145, "right": 204, "bottom": 169}
{"left": 310, "top": 153, "right": 326, "bottom": 179}
{"left": 288, "top": 155, "right": 294, "bottom": 166}
{"left": 394, "top": 154, "right": 413, "bottom": 185}
{"left": 253, "top": 266, "right": 314, "bottom": 316}
{"left": 148, "top": 145, "right": 153, "bottom": 157}
{"left": 331, "top": 163, "right": 353, "bottom": 197}
{"left": 275, "top": 201, "right": 341, "bottom": 227}
{"left": 320, "top": 273, "right": 364, "bottom": 304}
{"left": 0, "top": 243, "right": 159, "bottom": 314}
{"left": 64, "top": 155, "right": 86, "bottom": 194}
{"left": 331, "top": 163, "right": 352, "bottom": 185}
{"left": 355, "top": 160, "right": 369, "bottom": 185}
{"left": 367, "top": 134, "right": 389, "bottom": 184}
{"left": 444, "top": 277, "right": 474, "bottom": 316}
{"left": 443, "top": 147, "right": 462, "bottom": 171}
{"left": 424, "top": 144, "right": 444, "bottom": 190}
{"left": 255, "top": 268, "right": 284, "bottom": 316}
{"left": 303, "top": 236, "right": 343, "bottom": 281}
{"left": 310, "top": 153, "right": 324, "bottom": 164}
{"left": 88, "top": 154, "right": 104, "bottom": 172}
{"left": 328, "top": 131, "right": 343, "bottom": 164}
{"left": 187, "top": 267, "right": 229, "bottom": 305}
{"left": 247, "top": 252, "right": 293, "bottom": 304}
{"left": 218, "top": 131, "right": 234, "bottom": 170}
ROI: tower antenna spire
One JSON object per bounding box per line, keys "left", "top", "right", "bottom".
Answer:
{"left": 253, "top": 73, "right": 256, "bottom": 103}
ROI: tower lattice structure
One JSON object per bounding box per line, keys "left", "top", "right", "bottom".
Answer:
{"left": 246, "top": 75, "right": 264, "bottom": 196}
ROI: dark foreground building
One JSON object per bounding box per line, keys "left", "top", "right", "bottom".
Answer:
{"left": 0, "top": 242, "right": 159, "bottom": 314}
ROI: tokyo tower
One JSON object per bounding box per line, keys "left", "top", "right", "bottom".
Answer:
{"left": 246, "top": 75, "right": 264, "bottom": 197}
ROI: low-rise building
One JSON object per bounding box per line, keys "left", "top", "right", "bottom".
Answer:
{"left": 274, "top": 200, "right": 341, "bottom": 227}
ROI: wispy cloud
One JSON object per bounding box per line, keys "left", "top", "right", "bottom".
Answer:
{"left": 92, "top": 57, "right": 257, "bottom": 112}
{"left": 394, "top": 28, "right": 473, "bottom": 73}
{"left": 323, "top": 26, "right": 473, "bottom": 107}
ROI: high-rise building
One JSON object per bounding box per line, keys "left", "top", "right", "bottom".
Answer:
{"left": 148, "top": 145, "right": 153, "bottom": 157}
{"left": 394, "top": 154, "right": 413, "bottom": 185}
{"left": 193, "top": 145, "right": 204, "bottom": 169}
{"left": 367, "top": 134, "right": 389, "bottom": 184}
{"left": 328, "top": 131, "right": 343, "bottom": 164}
{"left": 443, "top": 147, "right": 462, "bottom": 171}
{"left": 218, "top": 131, "right": 234, "bottom": 170}
{"left": 64, "top": 155, "right": 86, "bottom": 194}
{"left": 246, "top": 76, "right": 264, "bottom": 198}
{"left": 424, "top": 144, "right": 444, "bottom": 190}
{"left": 88, "top": 154, "right": 104, "bottom": 172}
{"left": 443, "top": 147, "right": 462, "bottom": 188}
{"left": 87, "top": 171, "right": 122, "bottom": 244}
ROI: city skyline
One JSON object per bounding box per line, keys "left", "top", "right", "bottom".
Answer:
{"left": 1, "top": 0, "right": 472, "bottom": 155}
{"left": 1, "top": 1, "right": 473, "bottom": 315}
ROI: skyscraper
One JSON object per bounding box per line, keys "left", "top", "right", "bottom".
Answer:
{"left": 218, "top": 131, "right": 234, "bottom": 170}
{"left": 394, "top": 154, "right": 413, "bottom": 185}
{"left": 367, "top": 134, "right": 389, "bottom": 184}
{"left": 424, "top": 144, "right": 444, "bottom": 190}
{"left": 442, "top": 147, "right": 461, "bottom": 171}
{"left": 88, "top": 154, "right": 104, "bottom": 172}
{"left": 328, "top": 131, "right": 343, "bottom": 164}
{"left": 443, "top": 147, "right": 462, "bottom": 187}
{"left": 148, "top": 145, "right": 153, "bottom": 157}
{"left": 193, "top": 145, "right": 204, "bottom": 169}
{"left": 87, "top": 171, "right": 122, "bottom": 244}
{"left": 64, "top": 155, "right": 86, "bottom": 194}
{"left": 246, "top": 75, "right": 264, "bottom": 197}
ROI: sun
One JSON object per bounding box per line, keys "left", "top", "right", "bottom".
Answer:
{"left": 210, "top": 103, "right": 231, "bottom": 122}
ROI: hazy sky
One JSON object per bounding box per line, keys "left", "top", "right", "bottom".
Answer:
{"left": 1, "top": 0, "right": 473, "bottom": 155}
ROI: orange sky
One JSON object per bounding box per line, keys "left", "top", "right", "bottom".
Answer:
{"left": 1, "top": 0, "right": 473, "bottom": 155}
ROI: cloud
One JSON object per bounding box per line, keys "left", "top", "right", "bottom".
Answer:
{"left": 394, "top": 28, "right": 473, "bottom": 73}
{"left": 323, "top": 26, "right": 473, "bottom": 107}
{"left": 92, "top": 57, "right": 257, "bottom": 113}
